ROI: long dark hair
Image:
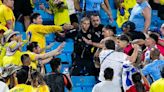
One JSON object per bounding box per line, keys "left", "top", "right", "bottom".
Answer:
{"left": 132, "top": 72, "right": 146, "bottom": 92}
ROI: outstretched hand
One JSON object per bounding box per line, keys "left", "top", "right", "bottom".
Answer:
{"left": 62, "top": 24, "right": 74, "bottom": 31}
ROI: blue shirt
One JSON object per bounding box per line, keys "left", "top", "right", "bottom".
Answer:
{"left": 80, "top": 0, "right": 104, "bottom": 11}
{"left": 142, "top": 60, "right": 164, "bottom": 81}
{"left": 129, "top": 1, "right": 151, "bottom": 32}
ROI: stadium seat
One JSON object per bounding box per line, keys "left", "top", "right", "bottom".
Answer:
{"left": 14, "top": 21, "right": 25, "bottom": 32}
{"left": 151, "top": 16, "right": 161, "bottom": 27}
{"left": 45, "top": 64, "right": 52, "bottom": 73}
{"left": 51, "top": 41, "right": 74, "bottom": 53}
{"left": 152, "top": 10, "right": 158, "bottom": 16}
{"left": 66, "top": 38, "right": 74, "bottom": 42}
{"left": 33, "top": 8, "right": 54, "bottom": 24}
{"left": 21, "top": 32, "right": 27, "bottom": 40}
{"left": 109, "top": 0, "right": 116, "bottom": 9}
{"left": 112, "top": 9, "right": 117, "bottom": 20}
{"left": 45, "top": 62, "right": 70, "bottom": 73}
{"left": 46, "top": 33, "right": 55, "bottom": 42}
{"left": 56, "top": 53, "right": 68, "bottom": 62}
{"left": 21, "top": 32, "right": 27, "bottom": 51}
{"left": 34, "top": 0, "right": 49, "bottom": 9}
{"left": 71, "top": 76, "right": 96, "bottom": 92}
{"left": 72, "top": 87, "right": 83, "bottom": 92}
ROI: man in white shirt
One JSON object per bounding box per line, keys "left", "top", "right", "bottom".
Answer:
{"left": 99, "top": 39, "right": 139, "bottom": 89}
{"left": 92, "top": 67, "right": 121, "bottom": 92}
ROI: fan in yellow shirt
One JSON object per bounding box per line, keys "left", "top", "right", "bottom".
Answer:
{"left": 0, "top": 24, "right": 8, "bottom": 66}
{"left": 27, "top": 13, "right": 73, "bottom": 52}
{"left": 10, "top": 67, "right": 35, "bottom": 92}
{"left": 150, "top": 67, "right": 164, "bottom": 92}
{"left": 48, "top": 0, "right": 70, "bottom": 26}
{"left": 0, "top": 30, "right": 22, "bottom": 67}
{"left": 0, "top": 0, "right": 15, "bottom": 29}
{"left": 116, "top": 0, "right": 136, "bottom": 27}
{"left": 22, "top": 42, "right": 65, "bottom": 70}
{"left": 31, "top": 71, "right": 50, "bottom": 92}
{"left": 2, "top": 41, "right": 23, "bottom": 67}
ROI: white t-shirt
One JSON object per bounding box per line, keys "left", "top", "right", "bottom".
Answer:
{"left": 92, "top": 81, "right": 122, "bottom": 92}
{"left": 99, "top": 49, "right": 129, "bottom": 87}
{"left": 0, "top": 81, "right": 9, "bottom": 92}
{"left": 66, "top": 0, "right": 76, "bottom": 15}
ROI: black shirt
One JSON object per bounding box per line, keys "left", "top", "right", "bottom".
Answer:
{"left": 66, "top": 29, "right": 94, "bottom": 60}
{"left": 126, "top": 31, "right": 146, "bottom": 40}
{"left": 91, "top": 24, "right": 104, "bottom": 43}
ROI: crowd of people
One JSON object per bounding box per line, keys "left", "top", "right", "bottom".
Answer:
{"left": 0, "top": 0, "right": 164, "bottom": 92}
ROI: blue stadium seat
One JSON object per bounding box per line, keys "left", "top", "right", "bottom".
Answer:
{"left": 45, "top": 62, "right": 70, "bottom": 73}
{"left": 65, "top": 53, "right": 72, "bottom": 65}
{"left": 34, "top": 0, "right": 49, "bottom": 9}
{"left": 14, "top": 21, "right": 25, "bottom": 32}
{"left": 112, "top": 9, "right": 117, "bottom": 20}
{"left": 56, "top": 52, "right": 72, "bottom": 67}
{"left": 152, "top": 10, "right": 158, "bottom": 16}
{"left": 56, "top": 53, "right": 68, "bottom": 62}
{"left": 21, "top": 32, "right": 27, "bottom": 51}
{"left": 46, "top": 33, "right": 55, "bottom": 42}
{"left": 33, "top": 8, "right": 54, "bottom": 24}
{"left": 71, "top": 76, "right": 96, "bottom": 92}
{"left": 21, "top": 32, "right": 27, "bottom": 40}
{"left": 51, "top": 42, "right": 74, "bottom": 53}
{"left": 151, "top": 16, "right": 161, "bottom": 27}
{"left": 45, "top": 64, "right": 52, "bottom": 73}
{"left": 64, "top": 42, "right": 74, "bottom": 53}
{"left": 72, "top": 87, "right": 83, "bottom": 92}
{"left": 109, "top": 0, "right": 116, "bottom": 9}
{"left": 66, "top": 38, "right": 74, "bottom": 42}
{"left": 71, "top": 76, "right": 96, "bottom": 87}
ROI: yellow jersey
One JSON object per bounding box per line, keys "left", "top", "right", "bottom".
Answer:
{"left": 0, "top": 4, "right": 15, "bottom": 29}
{"left": 150, "top": 78, "right": 164, "bottom": 92}
{"left": 2, "top": 51, "right": 22, "bottom": 67}
{"left": 0, "top": 43, "right": 9, "bottom": 67}
{"left": 34, "top": 85, "right": 50, "bottom": 92}
{"left": 122, "top": 0, "right": 136, "bottom": 10}
{"left": 49, "top": 0, "right": 70, "bottom": 25}
{"left": 160, "top": 0, "right": 164, "bottom": 5}
{"left": 10, "top": 84, "right": 35, "bottom": 92}
{"left": 26, "top": 24, "right": 62, "bottom": 51}
{"left": 0, "top": 0, "right": 2, "bottom": 5}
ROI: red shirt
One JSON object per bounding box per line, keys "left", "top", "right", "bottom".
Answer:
{"left": 126, "top": 84, "right": 150, "bottom": 92}
{"left": 157, "top": 39, "right": 164, "bottom": 56}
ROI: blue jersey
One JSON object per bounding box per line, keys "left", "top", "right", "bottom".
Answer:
{"left": 80, "top": 0, "right": 104, "bottom": 11}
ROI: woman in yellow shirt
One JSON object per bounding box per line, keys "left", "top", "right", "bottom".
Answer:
{"left": 0, "top": 0, "right": 15, "bottom": 29}
{"left": 31, "top": 71, "right": 50, "bottom": 92}
{"left": 10, "top": 67, "right": 35, "bottom": 92}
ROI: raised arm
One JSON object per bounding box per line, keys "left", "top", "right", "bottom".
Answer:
{"left": 35, "top": 42, "right": 65, "bottom": 60}
{"left": 127, "top": 44, "right": 139, "bottom": 63}
{"left": 143, "top": 7, "right": 151, "bottom": 33}
{"left": 74, "top": 0, "right": 82, "bottom": 11}
{"left": 101, "top": 2, "right": 113, "bottom": 21}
